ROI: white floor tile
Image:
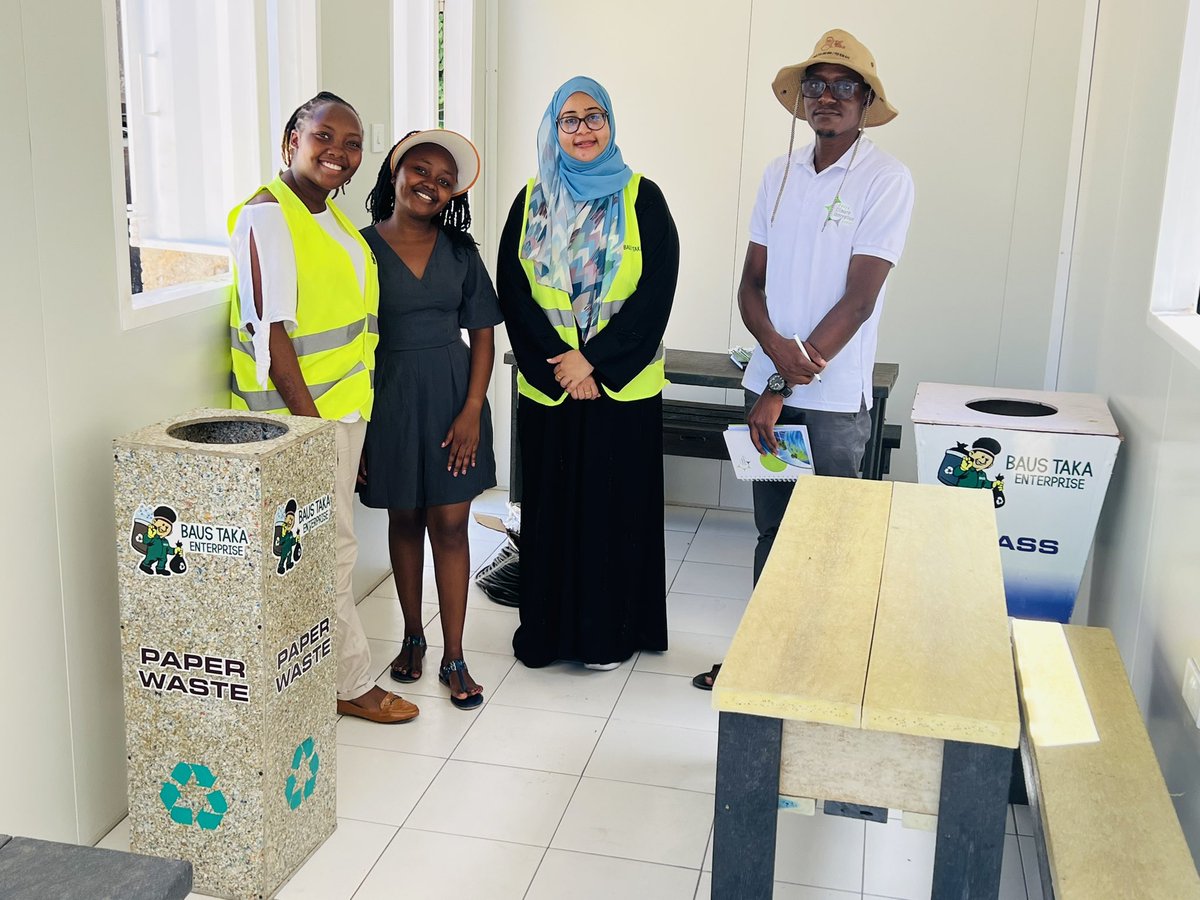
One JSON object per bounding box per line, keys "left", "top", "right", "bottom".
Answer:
{"left": 425, "top": 606, "right": 518, "bottom": 656}
{"left": 772, "top": 809, "right": 865, "bottom": 893}
{"left": 552, "top": 777, "right": 713, "bottom": 869}
{"left": 452, "top": 704, "right": 605, "bottom": 775}
{"left": 666, "top": 558, "right": 683, "bottom": 591}
{"left": 365, "top": 637, "right": 400, "bottom": 683}
{"left": 695, "top": 872, "right": 712, "bottom": 899}
{"left": 375, "top": 645, "right": 515, "bottom": 703}
{"left": 338, "top": 695, "right": 477, "bottom": 759}
{"left": 671, "top": 562, "right": 753, "bottom": 600}
{"left": 862, "top": 826, "right": 1026, "bottom": 900}
{"left": 1006, "top": 804, "right": 1017, "bottom": 835}
{"left": 862, "top": 816, "right": 935, "bottom": 899}
{"left": 527, "top": 849, "right": 700, "bottom": 900}
{"left": 1013, "top": 802, "right": 1035, "bottom": 836}
{"left": 95, "top": 816, "right": 130, "bottom": 852}
{"left": 611, "top": 671, "right": 720, "bottom": 732}
{"left": 771, "top": 882, "right": 861, "bottom": 900}
{"left": 406, "top": 759, "right": 578, "bottom": 846}
{"left": 274, "top": 817, "right": 396, "bottom": 899}
{"left": 635, "top": 630, "right": 731, "bottom": 679}
{"left": 666, "top": 592, "right": 749, "bottom": 638}
{"left": 697, "top": 508, "right": 757, "bottom": 535}
{"left": 352, "top": 829, "right": 543, "bottom": 900}
{"left": 334, "top": 745, "right": 443, "bottom": 826}
{"left": 683, "top": 527, "right": 756, "bottom": 567}
{"left": 1019, "top": 835, "right": 1044, "bottom": 900}
{"left": 665, "top": 505, "right": 706, "bottom": 533}
{"left": 585, "top": 719, "right": 717, "bottom": 793}
{"left": 490, "top": 658, "right": 633, "bottom": 717}
{"left": 665, "top": 529, "right": 695, "bottom": 560}
{"left": 356, "top": 595, "right": 439, "bottom": 641}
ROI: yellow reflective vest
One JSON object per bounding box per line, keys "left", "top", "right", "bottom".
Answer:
{"left": 516, "top": 173, "right": 666, "bottom": 406}
{"left": 228, "top": 176, "right": 379, "bottom": 420}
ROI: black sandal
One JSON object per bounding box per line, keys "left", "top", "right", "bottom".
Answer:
{"left": 439, "top": 658, "right": 484, "bottom": 710}
{"left": 390, "top": 635, "right": 427, "bottom": 683}
{"left": 691, "top": 663, "right": 721, "bottom": 691}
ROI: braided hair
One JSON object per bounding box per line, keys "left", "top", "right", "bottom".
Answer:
{"left": 280, "top": 91, "right": 360, "bottom": 167}
{"left": 366, "top": 132, "right": 477, "bottom": 251}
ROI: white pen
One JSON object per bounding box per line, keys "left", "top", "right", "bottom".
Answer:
{"left": 791, "top": 334, "right": 822, "bottom": 382}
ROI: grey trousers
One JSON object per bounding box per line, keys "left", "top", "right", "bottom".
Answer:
{"left": 746, "top": 390, "right": 872, "bottom": 584}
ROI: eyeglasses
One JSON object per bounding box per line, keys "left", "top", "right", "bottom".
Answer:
{"left": 800, "top": 78, "right": 864, "bottom": 101}
{"left": 557, "top": 112, "right": 609, "bottom": 134}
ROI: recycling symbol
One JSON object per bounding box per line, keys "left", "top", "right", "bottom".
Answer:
{"left": 285, "top": 737, "right": 319, "bottom": 810}
{"left": 159, "top": 762, "right": 227, "bottom": 830}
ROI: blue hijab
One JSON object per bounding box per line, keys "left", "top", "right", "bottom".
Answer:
{"left": 521, "top": 76, "right": 633, "bottom": 340}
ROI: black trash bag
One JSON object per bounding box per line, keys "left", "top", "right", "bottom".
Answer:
{"left": 475, "top": 543, "right": 520, "bottom": 607}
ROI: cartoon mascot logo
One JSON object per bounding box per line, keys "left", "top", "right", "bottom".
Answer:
{"left": 937, "top": 437, "right": 1006, "bottom": 509}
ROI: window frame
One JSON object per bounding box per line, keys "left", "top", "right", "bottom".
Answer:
{"left": 102, "top": 0, "right": 318, "bottom": 330}
{"left": 1147, "top": 0, "right": 1200, "bottom": 368}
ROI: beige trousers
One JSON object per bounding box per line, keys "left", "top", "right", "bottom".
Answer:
{"left": 333, "top": 419, "right": 375, "bottom": 701}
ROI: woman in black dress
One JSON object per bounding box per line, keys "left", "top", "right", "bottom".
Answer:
{"left": 497, "top": 76, "right": 679, "bottom": 669}
{"left": 361, "top": 130, "right": 501, "bottom": 709}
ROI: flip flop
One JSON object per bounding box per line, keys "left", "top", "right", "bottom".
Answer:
{"left": 691, "top": 663, "right": 721, "bottom": 691}
{"left": 390, "top": 635, "right": 426, "bottom": 683}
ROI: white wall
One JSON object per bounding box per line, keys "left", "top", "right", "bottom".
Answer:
{"left": 1056, "top": 0, "right": 1200, "bottom": 862}
{"left": 0, "top": 0, "right": 395, "bottom": 844}
{"left": 485, "top": 0, "right": 1088, "bottom": 506}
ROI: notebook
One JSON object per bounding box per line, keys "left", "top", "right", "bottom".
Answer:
{"left": 723, "top": 424, "right": 815, "bottom": 481}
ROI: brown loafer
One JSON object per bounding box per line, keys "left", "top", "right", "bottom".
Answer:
{"left": 337, "top": 691, "right": 419, "bottom": 724}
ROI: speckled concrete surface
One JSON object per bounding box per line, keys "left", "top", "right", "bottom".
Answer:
{"left": 114, "top": 409, "right": 337, "bottom": 899}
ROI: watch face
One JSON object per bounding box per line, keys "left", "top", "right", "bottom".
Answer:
{"left": 767, "top": 373, "right": 785, "bottom": 392}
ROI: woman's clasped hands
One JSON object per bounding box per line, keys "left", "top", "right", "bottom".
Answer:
{"left": 547, "top": 349, "right": 600, "bottom": 400}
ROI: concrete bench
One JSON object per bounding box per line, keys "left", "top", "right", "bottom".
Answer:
{"left": 0, "top": 834, "right": 192, "bottom": 900}
{"left": 1012, "top": 623, "right": 1200, "bottom": 899}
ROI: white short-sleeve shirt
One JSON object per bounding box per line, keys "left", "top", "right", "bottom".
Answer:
{"left": 743, "top": 137, "right": 915, "bottom": 413}
{"left": 229, "top": 201, "right": 365, "bottom": 390}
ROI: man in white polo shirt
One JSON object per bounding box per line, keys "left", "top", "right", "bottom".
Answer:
{"left": 694, "top": 29, "right": 914, "bottom": 691}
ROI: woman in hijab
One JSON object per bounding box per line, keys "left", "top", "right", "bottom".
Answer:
{"left": 497, "top": 76, "right": 679, "bottom": 670}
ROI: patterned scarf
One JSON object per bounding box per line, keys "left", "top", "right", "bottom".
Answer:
{"left": 521, "top": 76, "right": 633, "bottom": 343}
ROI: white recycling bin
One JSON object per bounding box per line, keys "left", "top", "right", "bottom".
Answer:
{"left": 912, "top": 383, "right": 1121, "bottom": 622}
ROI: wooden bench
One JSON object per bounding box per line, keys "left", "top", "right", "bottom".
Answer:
{"left": 502, "top": 350, "right": 901, "bottom": 499}
{"left": 711, "top": 477, "right": 1019, "bottom": 899}
{"left": 1012, "top": 622, "right": 1200, "bottom": 899}
{"left": 0, "top": 834, "right": 192, "bottom": 899}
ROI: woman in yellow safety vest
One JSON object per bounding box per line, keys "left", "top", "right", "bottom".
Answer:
{"left": 497, "top": 76, "right": 680, "bottom": 669}
{"left": 228, "top": 91, "right": 419, "bottom": 724}
{"left": 359, "top": 129, "right": 501, "bottom": 710}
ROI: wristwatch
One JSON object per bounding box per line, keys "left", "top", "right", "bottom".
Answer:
{"left": 766, "top": 372, "right": 793, "bottom": 399}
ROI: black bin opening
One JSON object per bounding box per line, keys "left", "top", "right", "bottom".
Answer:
{"left": 167, "top": 419, "right": 288, "bottom": 444}
{"left": 965, "top": 398, "right": 1057, "bottom": 418}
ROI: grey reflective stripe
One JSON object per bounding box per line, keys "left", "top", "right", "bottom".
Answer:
{"left": 597, "top": 298, "right": 624, "bottom": 324}
{"left": 540, "top": 307, "right": 576, "bottom": 330}
{"left": 231, "top": 328, "right": 256, "bottom": 359}
{"left": 366, "top": 314, "right": 379, "bottom": 334}
{"left": 651, "top": 342, "right": 664, "bottom": 363}
{"left": 291, "top": 319, "right": 366, "bottom": 357}
{"left": 230, "top": 361, "right": 369, "bottom": 411}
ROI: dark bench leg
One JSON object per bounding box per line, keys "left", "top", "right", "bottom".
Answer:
{"left": 931, "top": 740, "right": 1011, "bottom": 899}
{"left": 713, "top": 712, "right": 781, "bottom": 900}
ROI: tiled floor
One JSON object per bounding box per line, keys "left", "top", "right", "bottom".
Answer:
{"left": 97, "top": 489, "right": 1044, "bottom": 899}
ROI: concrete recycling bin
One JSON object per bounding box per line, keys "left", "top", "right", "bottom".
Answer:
{"left": 912, "top": 383, "right": 1121, "bottom": 623}
{"left": 113, "top": 409, "right": 338, "bottom": 899}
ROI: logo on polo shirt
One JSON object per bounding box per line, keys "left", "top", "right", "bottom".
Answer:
{"left": 824, "top": 198, "right": 855, "bottom": 227}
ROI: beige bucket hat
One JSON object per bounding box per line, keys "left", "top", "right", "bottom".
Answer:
{"left": 771, "top": 29, "right": 898, "bottom": 127}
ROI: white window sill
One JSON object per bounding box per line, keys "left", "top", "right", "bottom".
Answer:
{"left": 1147, "top": 309, "right": 1200, "bottom": 371}
{"left": 119, "top": 275, "right": 230, "bottom": 331}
